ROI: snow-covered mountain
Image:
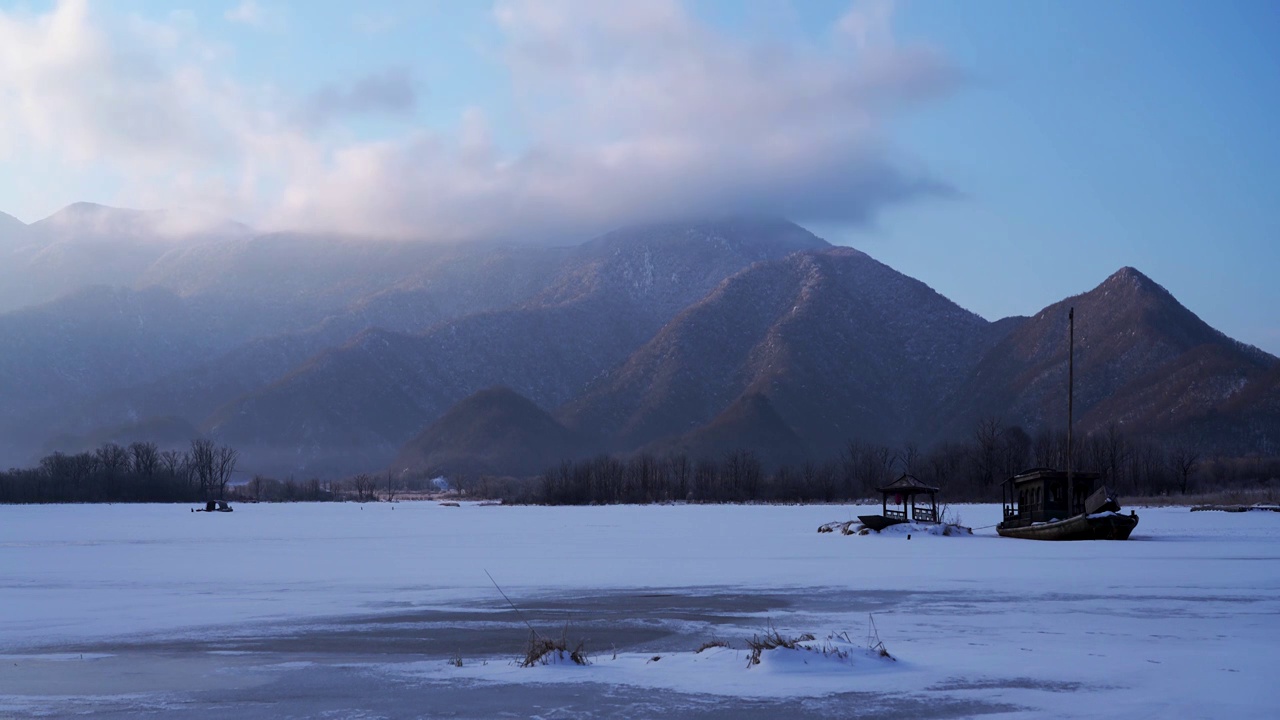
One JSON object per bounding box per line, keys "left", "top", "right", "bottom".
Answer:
{"left": 0, "top": 203, "right": 250, "bottom": 312}
{"left": 30, "top": 202, "right": 251, "bottom": 243}
{"left": 0, "top": 208, "right": 1274, "bottom": 477}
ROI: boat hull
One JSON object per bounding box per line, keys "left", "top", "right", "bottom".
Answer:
{"left": 857, "top": 515, "right": 909, "bottom": 531}
{"left": 997, "top": 512, "right": 1138, "bottom": 541}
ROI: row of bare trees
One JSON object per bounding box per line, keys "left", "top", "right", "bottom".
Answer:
{"left": 0, "top": 439, "right": 238, "bottom": 504}
{"left": 232, "top": 471, "right": 401, "bottom": 503}
{"left": 521, "top": 421, "right": 1279, "bottom": 505}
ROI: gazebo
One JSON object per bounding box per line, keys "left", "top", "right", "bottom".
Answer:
{"left": 857, "top": 474, "right": 940, "bottom": 531}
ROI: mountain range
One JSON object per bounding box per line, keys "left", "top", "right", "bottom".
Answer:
{"left": 1, "top": 204, "right": 1275, "bottom": 478}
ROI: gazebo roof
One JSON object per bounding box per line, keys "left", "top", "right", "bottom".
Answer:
{"left": 876, "top": 474, "right": 939, "bottom": 495}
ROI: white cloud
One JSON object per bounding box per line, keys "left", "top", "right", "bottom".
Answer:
{"left": 294, "top": 68, "right": 418, "bottom": 129}
{"left": 0, "top": 0, "right": 234, "bottom": 167}
{"left": 838, "top": 0, "right": 897, "bottom": 51}
{"left": 273, "top": 0, "right": 957, "bottom": 239}
{"left": 224, "top": 0, "right": 264, "bottom": 27}
{"left": 0, "top": 0, "right": 306, "bottom": 221}
{"left": 0, "top": 0, "right": 958, "bottom": 240}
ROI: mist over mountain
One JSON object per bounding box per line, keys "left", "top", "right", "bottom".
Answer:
{"left": 0, "top": 203, "right": 251, "bottom": 312}
{"left": 201, "top": 220, "right": 829, "bottom": 475}
{"left": 32, "top": 202, "right": 252, "bottom": 241}
{"left": 0, "top": 204, "right": 1274, "bottom": 478}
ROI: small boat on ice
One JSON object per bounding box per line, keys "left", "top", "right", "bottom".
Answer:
{"left": 995, "top": 307, "right": 1137, "bottom": 541}
{"left": 996, "top": 468, "right": 1138, "bottom": 540}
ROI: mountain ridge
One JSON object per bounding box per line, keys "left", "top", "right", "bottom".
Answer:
{"left": 0, "top": 210, "right": 1273, "bottom": 477}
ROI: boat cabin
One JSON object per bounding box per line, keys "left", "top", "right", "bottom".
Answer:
{"left": 1000, "top": 468, "right": 1099, "bottom": 526}
{"left": 877, "top": 475, "right": 940, "bottom": 524}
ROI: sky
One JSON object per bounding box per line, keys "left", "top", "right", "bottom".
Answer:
{"left": 0, "top": 0, "right": 1276, "bottom": 354}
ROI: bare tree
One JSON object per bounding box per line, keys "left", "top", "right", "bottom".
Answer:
{"left": 189, "top": 439, "right": 216, "bottom": 499}
{"left": 96, "top": 443, "right": 129, "bottom": 476}
{"left": 385, "top": 471, "right": 397, "bottom": 502}
{"left": 159, "top": 449, "right": 190, "bottom": 489}
{"left": 1129, "top": 442, "right": 1167, "bottom": 495}
{"left": 693, "top": 459, "right": 717, "bottom": 501}
{"left": 1168, "top": 443, "right": 1201, "bottom": 495}
{"left": 668, "top": 454, "right": 691, "bottom": 500}
{"left": 351, "top": 473, "right": 376, "bottom": 502}
{"left": 972, "top": 417, "right": 1003, "bottom": 489}
{"left": 249, "top": 474, "right": 266, "bottom": 502}
{"left": 1032, "top": 427, "right": 1063, "bottom": 469}
{"left": 895, "top": 442, "right": 921, "bottom": 476}
{"left": 96, "top": 443, "right": 129, "bottom": 497}
{"left": 210, "top": 445, "right": 238, "bottom": 499}
{"left": 1101, "top": 423, "right": 1129, "bottom": 490}
{"left": 845, "top": 441, "right": 893, "bottom": 497}
{"left": 998, "top": 426, "right": 1031, "bottom": 480}
{"left": 800, "top": 460, "right": 837, "bottom": 502}
{"left": 926, "top": 442, "right": 969, "bottom": 493}
{"left": 130, "top": 442, "right": 160, "bottom": 478}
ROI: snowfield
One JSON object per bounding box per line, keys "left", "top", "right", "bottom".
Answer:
{"left": 1, "top": 502, "right": 1276, "bottom": 718}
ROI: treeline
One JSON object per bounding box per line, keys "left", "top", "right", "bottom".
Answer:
{"left": 7, "top": 422, "right": 1277, "bottom": 506}
{"left": 520, "top": 421, "right": 1280, "bottom": 505}
{"left": 0, "top": 439, "right": 237, "bottom": 504}
{"left": 235, "top": 471, "right": 425, "bottom": 503}
{"left": 0, "top": 443, "right": 442, "bottom": 504}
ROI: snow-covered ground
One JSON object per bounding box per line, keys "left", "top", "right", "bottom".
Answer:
{"left": 1, "top": 502, "right": 1276, "bottom": 718}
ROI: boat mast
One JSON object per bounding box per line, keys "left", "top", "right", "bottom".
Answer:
{"left": 1067, "top": 307, "right": 1074, "bottom": 514}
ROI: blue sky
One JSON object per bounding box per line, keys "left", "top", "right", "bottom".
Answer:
{"left": 0, "top": 0, "right": 1276, "bottom": 354}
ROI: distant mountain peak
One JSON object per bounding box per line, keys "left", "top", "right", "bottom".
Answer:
{"left": 645, "top": 391, "right": 811, "bottom": 469}
{"left": 33, "top": 202, "right": 251, "bottom": 240}
{"left": 39, "top": 202, "right": 132, "bottom": 227}
{"left": 392, "top": 386, "right": 586, "bottom": 477}
{"left": 1095, "top": 265, "right": 1168, "bottom": 299}
{"left": 59, "top": 201, "right": 112, "bottom": 215}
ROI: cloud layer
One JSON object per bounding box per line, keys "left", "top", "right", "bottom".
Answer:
{"left": 293, "top": 68, "right": 418, "bottom": 129}
{"left": 0, "top": 0, "right": 957, "bottom": 240}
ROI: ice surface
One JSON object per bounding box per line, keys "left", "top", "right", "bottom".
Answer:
{"left": 0, "top": 502, "right": 1277, "bottom": 718}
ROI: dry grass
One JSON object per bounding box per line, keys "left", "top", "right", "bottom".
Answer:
{"left": 695, "top": 638, "right": 730, "bottom": 653}
{"left": 866, "top": 614, "right": 894, "bottom": 661}
{"left": 1125, "top": 486, "right": 1280, "bottom": 508}
{"left": 520, "top": 630, "right": 589, "bottom": 667}
{"left": 745, "top": 627, "right": 816, "bottom": 666}
{"left": 743, "top": 626, "right": 896, "bottom": 667}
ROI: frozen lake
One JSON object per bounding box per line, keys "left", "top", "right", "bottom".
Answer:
{"left": 1, "top": 502, "right": 1277, "bottom": 718}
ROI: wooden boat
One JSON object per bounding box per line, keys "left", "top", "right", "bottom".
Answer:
{"left": 996, "top": 469, "right": 1138, "bottom": 540}
{"left": 995, "top": 308, "right": 1138, "bottom": 541}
